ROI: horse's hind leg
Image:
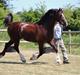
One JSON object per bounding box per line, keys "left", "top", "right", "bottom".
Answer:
{"left": 0, "top": 40, "right": 13, "bottom": 58}
{"left": 14, "top": 40, "right": 26, "bottom": 63}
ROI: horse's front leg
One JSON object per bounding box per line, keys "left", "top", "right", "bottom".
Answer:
{"left": 48, "top": 41, "right": 62, "bottom": 64}
{"left": 30, "top": 43, "right": 44, "bottom": 60}
{"left": 37, "top": 43, "right": 45, "bottom": 59}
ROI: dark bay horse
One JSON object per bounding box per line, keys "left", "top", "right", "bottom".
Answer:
{"left": 0, "top": 8, "right": 68, "bottom": 63}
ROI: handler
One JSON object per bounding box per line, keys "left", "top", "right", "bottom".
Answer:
{"left": 51, "top": 22, "right": 69, "bottom": 64}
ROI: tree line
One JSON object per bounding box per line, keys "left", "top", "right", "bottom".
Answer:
{"left": 0, "top": 0, "right": 80, "bottom": 31}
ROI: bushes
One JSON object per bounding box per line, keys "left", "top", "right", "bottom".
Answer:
{"left": 64, "top": 7, "right": 80, "bottom": 31}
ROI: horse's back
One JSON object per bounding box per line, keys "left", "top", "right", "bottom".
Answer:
{"left": 7, "top": 22, "right": 38, "bottom": 41}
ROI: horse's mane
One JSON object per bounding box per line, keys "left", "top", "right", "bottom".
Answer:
{"left": 37, "top": 9, "right": 58, "bottom": 29}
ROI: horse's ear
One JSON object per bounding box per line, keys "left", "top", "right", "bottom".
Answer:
{"left": 58, "top": 8, "right": 63, "bottom": 13}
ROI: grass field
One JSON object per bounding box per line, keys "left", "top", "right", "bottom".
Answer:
{"left": 0, "top": 50, "right": 80, "bottom": 75}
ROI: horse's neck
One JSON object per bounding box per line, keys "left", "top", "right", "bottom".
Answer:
{"left": 38, "top": 18, "right": 55, "bottom": 30}
{"left": 43, "top": 24, "right": 54, "bottom": 39}
{"left": 47, "top": 23, "right": 55, "bottom": 39}
{"left": 38, "top": 23, "right": 53, "bottom": 31}
{"left": 37, "top": 19, "right": 55, "bottom": 37}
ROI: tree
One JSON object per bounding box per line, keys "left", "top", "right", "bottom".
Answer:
{"left": 72, "top": 8, "right": 80, "bottom": 30}
{"left": 0, "top": 0, "right": 11, "bottom": 28}
{"left": 0, "top": 0, "right": 10, "bottom": 9}
{"left": 64, "top": 5, "right": 80, "bottom": 31}
{"left": 19, "top": 2, "right": 47, "bottom": 23}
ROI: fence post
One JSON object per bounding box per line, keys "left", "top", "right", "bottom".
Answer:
{"left": 68, "top": 30, "right": 71, "bottom": 53}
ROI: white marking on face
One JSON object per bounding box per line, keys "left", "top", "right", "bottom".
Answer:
{"left": 62, "top": 13, "right": 68, "bottom": 25}
{"left": 62, "top": 13, "right": 66, "bottom": 21}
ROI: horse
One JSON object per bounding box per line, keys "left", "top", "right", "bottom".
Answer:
{"left": 0, "top": 8, "right": 68, "bottom": 63}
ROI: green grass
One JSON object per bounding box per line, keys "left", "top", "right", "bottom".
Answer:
{"left": 0, "top": 42, "right": 38, "bottom": 52}
{"left": 19, "top": 43, "right": 38, "bottom": 50}
{"left": 63, "top": 34, "right": 80, "bottom": 44}
{"left": 0, "top": 31, "right": 9, "bottom": 41}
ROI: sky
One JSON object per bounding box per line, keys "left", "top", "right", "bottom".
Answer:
{"left": 9, "top": 0, "right": 80, "bottom": 13}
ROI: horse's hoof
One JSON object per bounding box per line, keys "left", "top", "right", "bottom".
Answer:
{"left": 56, "top": 62, "right": 62, "bottom": 64}
{"left": 56, "top": 60, "right": 62, "bottom": 64}
{"left": 20, "top": 57, "right": 26, "bottom": 63}
{"left": 30, "top": 57, "right": 35, "bottom": 60}
{"left": 30, "top": 57, "right": 33, "bottom": 60}
{"left": 30, "top": 52, "right": 38, "bottom": 60}
{"left": 21, "top": 59, "right": 26, "bottom": 63}
{"left": 0, "top": 55, "right": 3, "bottom": 58}
{"left": 63, "top": 61, "right": 70, "bottom": 64}
{"left": 0, "top": 53, "right": 4, "bottom": 58}
{"left": 30, "top": 56, "right": 37, "bottom": 60}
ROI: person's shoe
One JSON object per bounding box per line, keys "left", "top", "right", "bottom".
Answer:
{"left": 63, "top": 60, "right": 70, "bottom": 64}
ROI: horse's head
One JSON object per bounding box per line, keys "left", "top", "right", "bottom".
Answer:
{"left": 56, "top": 8, "right": 68, "bottom": 27}
{"left": 39, "top": 8, "right": 68, "bottom": 29}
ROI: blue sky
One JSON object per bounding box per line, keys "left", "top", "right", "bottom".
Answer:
{"left": 10, "top": 0, "right": 80, "bottom": 13}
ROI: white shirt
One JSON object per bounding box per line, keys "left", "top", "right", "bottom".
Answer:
{"left": 54, "top": 22, "right": 62, "bottom": 40}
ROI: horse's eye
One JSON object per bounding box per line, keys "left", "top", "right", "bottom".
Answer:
{"left": 60, "top": 14, "right": 62, "bottom": 18}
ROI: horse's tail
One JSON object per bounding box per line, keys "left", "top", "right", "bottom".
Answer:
{"left": 3, "top": 13, "right": 13, "bottom": 27}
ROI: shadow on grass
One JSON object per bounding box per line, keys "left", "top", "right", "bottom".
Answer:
{"left": 27, "top": 61, "right": 48, "bottom": 65}
{"left": 0, "top": 60, "right": 48, "bottom": 65}
{"left": 0, "top": 61, "right": 23, "bottom": 64}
